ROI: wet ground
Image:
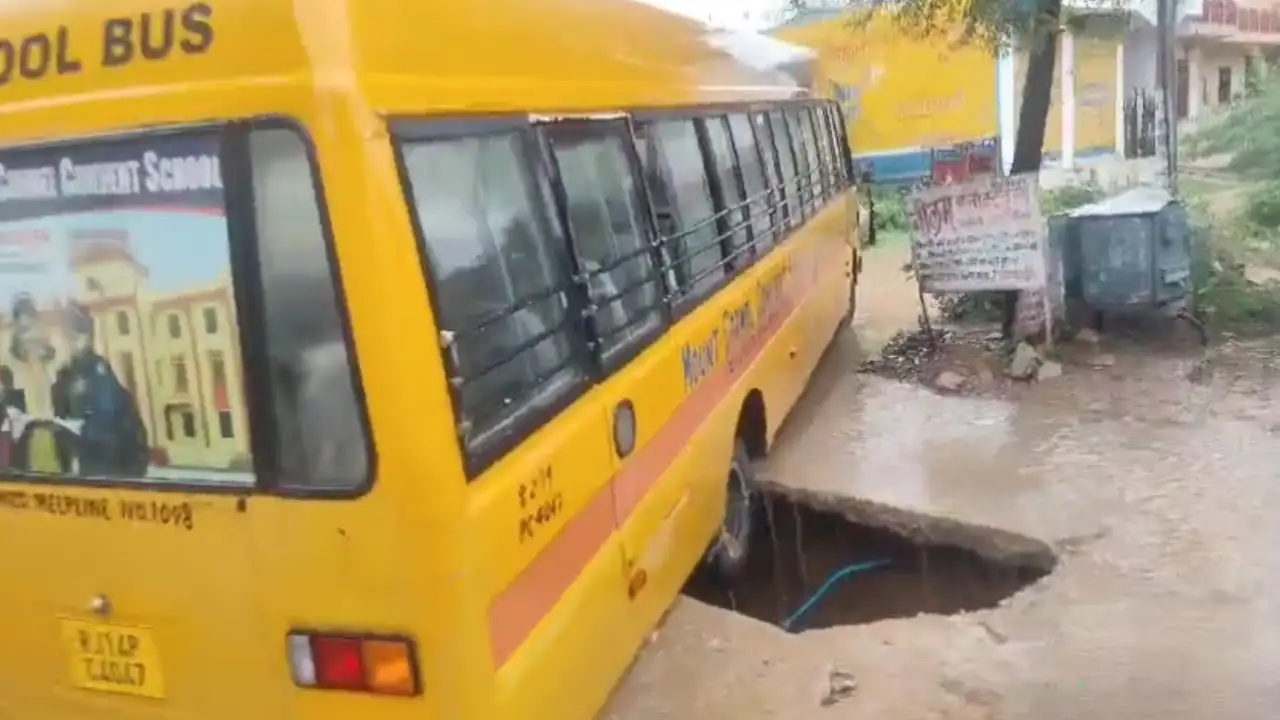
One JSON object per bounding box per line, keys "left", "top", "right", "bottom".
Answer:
{"left": 604, "top": 239, "right": 1280, "bottom": 719}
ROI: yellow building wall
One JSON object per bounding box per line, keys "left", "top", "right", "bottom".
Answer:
{"left": 1012, "top": 32, "right": 1120, "bottom": 159}
{"left": 1074, "top": 36, "right": 1118, "bottom": 155}
{"left": 774, "top": 12, "right": 999, "bottom": 154}
{"left": 1013, "top": 47, "right": 1064, "bottom": 157}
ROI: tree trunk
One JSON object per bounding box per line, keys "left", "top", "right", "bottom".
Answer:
{"left": 1002, "top": 0, "right": 1063, "bottom": 338}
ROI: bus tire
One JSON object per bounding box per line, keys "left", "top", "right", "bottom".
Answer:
{"left": 841, "top": 254, "right": 858, "bottom": 329}
{"left": 842, "top": 289, "right": 857, "bottom": 330}
{"left": 709, "top": 440, "right": 758, "bottom": 581}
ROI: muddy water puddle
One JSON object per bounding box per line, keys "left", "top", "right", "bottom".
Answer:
{"left": 684, "top": 496, "right": 1050, "bottom": 632}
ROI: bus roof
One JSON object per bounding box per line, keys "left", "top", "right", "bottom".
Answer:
{"left": 0, "top": 0, "right": 803, "bottom": 135}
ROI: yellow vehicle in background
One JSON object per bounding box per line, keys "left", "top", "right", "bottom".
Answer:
{"left": 0, "top": 0, "right": 860, "bottom": 718}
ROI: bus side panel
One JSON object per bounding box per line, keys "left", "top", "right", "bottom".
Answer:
{"left": 804, "top": 196, "right": 859, "bottom": 372}
{"left": 752, "top": 235, "right": 826, "bottom": 438}
{"left": 488, "top": 520, "right": 634, "bottom": 720}
{"left": 738, "top": 200, "right": 855, "bottom": 456}
{"left": 600, "top": 194, "right": 858, "bottom": 642}
{"left": 597, "top": 256, "right": 758, "bottom": 635}
{"left": 477, "top": 391, "right": 627, "bottom": 720}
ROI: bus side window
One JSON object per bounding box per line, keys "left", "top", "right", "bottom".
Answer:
{"left": 635, "top": 119, "right": 724, "bottom": 302}
{"left": 700, "top": 115, "right": 753, "bottom": 268}
{"left": 633, "top": 126, "right": 680, "bottom": 251}
{"left": 401, "top": 130, "right": 587, "bottom": 465}
{"left": 769, "top": 110, "right": 804, "bottom": 224}
{"left": 806, "top": 106, "right": 835, "bottom": 199}
{"left": 543, "top": 120, "right": 665, "bottom": 365}
{"left": 727, "top": 113, "right": 775, "bottom": 251}
{"left": 249, "top": 128, "right": 370, "bottom": 491}
{"left": 789, "top": 108, "right": 822, "bottom": 209}
{"left": 822, "top": 104, "right": 847, "bottom": 189}
{"left": 830, "top": 102, "right": 856, "bottom": 182}
{"left": 752, "top": 112, "right": 790, "bottom": 233}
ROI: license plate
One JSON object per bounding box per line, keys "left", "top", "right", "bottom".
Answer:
{"left": 60, "top": 619, "right": 166, "bottom": 699}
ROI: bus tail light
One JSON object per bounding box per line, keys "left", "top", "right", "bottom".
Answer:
{"left": 287, "top": 632, "right": 420, "bottom": 696}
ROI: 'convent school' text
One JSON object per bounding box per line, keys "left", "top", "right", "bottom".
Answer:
{"left": 0, "top": 151, "right": 222, "bottom": 202}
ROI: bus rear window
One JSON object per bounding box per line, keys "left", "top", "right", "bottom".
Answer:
{"left": 0, "top": 126, "right": 368, "bottom": 491}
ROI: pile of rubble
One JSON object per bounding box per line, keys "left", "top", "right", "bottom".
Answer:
{"left": 857, "top": 327, "right": 958, "bottom": 382}
{"left": 859, "top": 326, "right": 1118, "bottom": 395}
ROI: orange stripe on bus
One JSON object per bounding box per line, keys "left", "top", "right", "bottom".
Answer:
{"left": 487, "top": 275, "right": 814, "bottom": 666}
{"left": 488, "top": 483, "right": 617, "bottom": 664}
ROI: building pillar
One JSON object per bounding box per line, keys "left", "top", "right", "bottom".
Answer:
{"left": 1249, "top": 44, "right": 1266, "bottom": 87}
{"left": 1187, "top": 43, "right": 1203, "bottom": 119}
{"left": 1115, "top": 38, "right": 1127, "bottom": 158}
{"left": 1061, "top": 27, "right": 1076, "bottom": 169}
{"left": 998, "top": 43, "right": 1017, "bottom": 173}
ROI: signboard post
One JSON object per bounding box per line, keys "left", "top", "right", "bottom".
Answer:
{"left": 908, "top": 173, "right": 1051, "bottom": 343}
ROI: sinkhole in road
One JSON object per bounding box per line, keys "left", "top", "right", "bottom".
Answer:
{"left": 683, "top": 495, "right": 1053, "bottom": 632}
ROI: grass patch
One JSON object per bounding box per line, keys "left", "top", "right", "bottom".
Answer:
{"left": 1192, "top": 216, "right": 1280, "bottom": 335}
{"left": 1195, "top": 265, "right": 1280, "bottom": 335}
{"left": 1179, "top": 176, "right": 1231, "bottom": 201}
{"left": 870, "top": 229, "right": 910, "bottom": 249}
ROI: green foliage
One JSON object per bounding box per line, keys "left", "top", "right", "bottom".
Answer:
{"left": 1179, "top": 75, "right": 1280, "bottom": 334}
{"left": 1244, "top": 67, "right": 1262, "bottom": 98}
{"left": 1039, "top": 182, "right": 1106, "bottom": 216}
{"left": 1192, "top": 229, "right": 1280, "bottom": 334}
{"left": 871, "top": 187, "right": 909, "bottom": 233}
{"left": 1245, "top": 182, "right": 1280, "bottom": 228}
{"left": 1186, "top": 76, "right": 1280, "bottom": 181}
{"left": 1180, "top": 180, "right": 1280, "bottom": 335}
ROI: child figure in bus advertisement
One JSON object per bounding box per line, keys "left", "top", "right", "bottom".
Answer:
{"left": 52, "top": 302, "right": 150, "bottom": 477}
{"left": 0, "top": 365, "right": 18, "bottom": 470}
{"left": 7, "top": 292, "right": 64, "bottom": 474}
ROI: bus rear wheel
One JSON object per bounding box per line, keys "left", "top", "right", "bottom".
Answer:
{"left": 709, "top": 440, "right": 758, "bottom": 581}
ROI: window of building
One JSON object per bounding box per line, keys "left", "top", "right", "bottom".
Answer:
{"left": 727, "top": 114, "right": 775, "bottom": 250}
{"left": 118, "top": 352, "right": 136, "bottom": 396}
{"left": 172, "top": 356, "right": 189, "bottom": 393}
{"left": 116, "top": 311, "right": 130, "bottom": 336}
{"left": 1218, "top": 66, "right": 1233, "bottom": 104}
{"left": 401, "top": 128, "right": 586, "bottom": 465}
{"left": 635, "top": 118, "right": 725, "bottom": 300}
{"left": 209, "top": 350, "right": 227, "bottom": 388}
{"left": 751, "top": 112, "right": 790, "bottom": 231}
{"left": 545, "top": 120, "right": 665, "bottom": 362}
{"left": 167, "top": 313, "right": 182, "bottom": 339}
{"left": 203, "top": 306, "right": 218, "bottom": 334}
{"left": 219, "top": 410, "right": 235, "bottom": 439}
{"left": 181, "top": 409, "right": 197, "bottom": 438}
{"left": 702, "top": 116, "right": 753, "bottom": 264}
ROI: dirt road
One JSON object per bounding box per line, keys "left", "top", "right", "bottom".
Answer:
{"left": 604, "top": 238, "right": 1280, "bottom": 719}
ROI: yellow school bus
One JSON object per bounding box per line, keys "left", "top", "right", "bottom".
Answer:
{"left": 0, "top": 0, "right": 859, "bottom": 718}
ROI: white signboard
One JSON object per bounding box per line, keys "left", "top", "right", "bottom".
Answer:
{"left": 908, "top": 174, "right": 1046, "bottom": 293}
